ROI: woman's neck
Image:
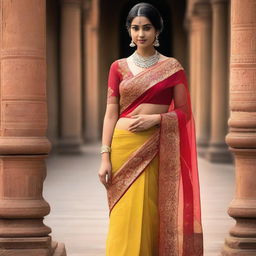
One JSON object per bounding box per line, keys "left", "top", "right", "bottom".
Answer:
{"left": 136, "top": 47, "right": 156, "bottom": 57}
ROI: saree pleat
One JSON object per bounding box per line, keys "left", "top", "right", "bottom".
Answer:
{"left": 106, "top": 127, "right": 159, "bottom": 256}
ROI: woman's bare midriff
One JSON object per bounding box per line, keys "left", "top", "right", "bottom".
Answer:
{"left": 115, "top": 103, "right": 169, "bottom": 130}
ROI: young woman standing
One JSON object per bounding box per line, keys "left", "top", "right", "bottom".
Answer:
{"left": 98, "top": 3, "right": 204, "bottom": 255}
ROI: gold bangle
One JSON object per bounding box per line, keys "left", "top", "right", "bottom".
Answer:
{"left": 100, "top": 145, "right": 111, "bottom": 154}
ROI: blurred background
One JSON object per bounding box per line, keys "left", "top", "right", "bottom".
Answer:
{"left": 46, "top": 0, "right": 231, "bottom": 163}
{"left": 44, "top": 0, "right": 237, "bottom": 255}
{"left": 2, "top": 0, "right": 255, "bottom": 256}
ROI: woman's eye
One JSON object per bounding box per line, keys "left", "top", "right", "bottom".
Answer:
{"left": 132, "top": 27, "right": 139, "bottom": 31}
{"left": 144, "top": 27, "right": 151, "bottom": 31}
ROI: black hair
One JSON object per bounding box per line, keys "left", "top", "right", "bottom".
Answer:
{"left": 126, "top": 2, "right": 164, "bottom": 34}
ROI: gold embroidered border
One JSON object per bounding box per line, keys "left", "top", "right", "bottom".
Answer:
{"left": 158, "top": 111, "right": 181, "bottom": 256}
{"left": 119, "top": 58, "right": 183, "bottom": 113}
{"left": 106, "top": 129, "right": 160, "bottom": 215}
{"left": 106, "top": 87, "right": 117, "bottom": 104}
{"left": 194, "top": 232, "right": 204, "bottom": 256}
{"left": 183, "top": 233, "right": 203, "bottom": 256}
{"left": 117, "top": 58, "right": 132, "bottom": 81}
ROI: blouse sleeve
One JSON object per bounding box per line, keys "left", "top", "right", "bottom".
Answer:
{"left": 107, "top": 60, "right": 121, "bottom": 104}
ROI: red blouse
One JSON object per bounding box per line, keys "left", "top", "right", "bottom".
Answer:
{"left": 107, "top": 58, "right": 188, "bottom": 119}
{"left": 108, "top": 60, "right": 174, "bottom": 105}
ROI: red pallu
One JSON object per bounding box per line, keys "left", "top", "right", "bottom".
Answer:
{"left": 106, "top": 58, "right": 203, "bottom": 256}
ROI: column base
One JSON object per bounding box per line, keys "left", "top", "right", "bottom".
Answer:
{"left": 0, "top": 237, "right": 66, "bottom": 256}
{"left": 51, "top": 240, "right": 67, "bottom": 256}
{"left": 57, "top": 137, "right": 83, "bottom": 154}
{"left": 0, "top": 137, "right": 51, "bottom": 154}
{"left": 0, "top": 237, "right": 51, "bottom": 256}
{"left": 205, "top": 142, "right": 233, "bottom": 163}
{"left": 197, "top": 139, "right": 209, "bottom": 157}
{"left": 221, "top": 236, "right": 256, "bottom": 256}
{"left": 0, "top": 249, "right": 51, "bottom": 256}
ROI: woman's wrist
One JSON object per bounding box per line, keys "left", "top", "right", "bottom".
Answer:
{"left": 152, "top": 114, "right": 161, "bottom": 125}
{"left": 101, "top": 145, "right": 111, "bottom": 154}
{"left": 101, "top": 152, "right": 110, "bottom": 161}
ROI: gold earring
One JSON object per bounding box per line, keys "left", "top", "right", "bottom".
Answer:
{"left": 153, "top": 35, "right": 160, "bottom": 47}
{"left": 130, "top": 40, "right": 136, "bottom": 47}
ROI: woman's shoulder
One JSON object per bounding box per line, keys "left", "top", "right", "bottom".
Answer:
{"left": 108, "top": 58, "right": 127, "bottom": 80}
{"left": 108, "top": 58, "right": 127, "bottom": 73}
{"left": 110, "top": 58, "right": 126, "bottom": 66}
{"left": 161, "top": 55, "right": 184, "bottom": 70}
{"left": 159, "top": 54, "right": 181, "bottom": 63}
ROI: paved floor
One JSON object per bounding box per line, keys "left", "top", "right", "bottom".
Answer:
{"left": 44, "top": 142, "right": 235, "bottom": 256}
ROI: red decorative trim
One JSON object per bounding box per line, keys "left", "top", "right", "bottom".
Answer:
{"left": 119, "top": 58, "right": 183, "bottom": 113}
{"left": 158, "top": 112, "right": 181, "bottom": 255}
{"left": 107, "top": 129, "right": 160, "bottom": 215}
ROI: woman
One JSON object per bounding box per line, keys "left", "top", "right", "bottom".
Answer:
{"left": 98, "top": 2, "right": 203, "bottom": 256}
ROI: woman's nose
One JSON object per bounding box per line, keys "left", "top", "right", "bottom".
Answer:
{"left": 138, "top": 29, "right": 144, "bottom": 37}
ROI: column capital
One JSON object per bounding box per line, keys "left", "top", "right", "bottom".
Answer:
{"left": 185, "top": 0, "right": 211, "bottom": 26}
{"left": 185, "top": 1, "right": 211, "bottom": 30}
{"left": 61, "top": 0, "right": 82, "bottom": 6}
{"left": 184, "top": 17, "right": 199, "bottom": 32}
{"left": 210, "top": 0, "right": 228, "bottom": 5}
{"left": 82, "top": 0, "right": 92, "bottom": 13}
{"left": 193, "top": 1, "right": 212, "bottom": 18}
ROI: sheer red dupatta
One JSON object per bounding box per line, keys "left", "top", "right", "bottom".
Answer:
{"left": 158, "top": 69, "right": 203, "bottom": 256}
{"left": 106, "top": 58, "right": 203, "bottom": 256}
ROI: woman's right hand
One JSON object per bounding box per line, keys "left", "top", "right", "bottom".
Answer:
{"left": 98, "top": 159, "right": 112, "bottom": 189}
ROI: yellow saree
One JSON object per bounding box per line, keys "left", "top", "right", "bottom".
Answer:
{"left": 106, "top": 126, "right": 159, "bottom": 255}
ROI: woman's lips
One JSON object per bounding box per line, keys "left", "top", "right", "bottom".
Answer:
{"left": 138, "top": 40, "right": 146, "bottom": 43}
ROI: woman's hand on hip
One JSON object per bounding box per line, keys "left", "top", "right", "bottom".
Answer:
{"left": 128, "top": 114, "right": 161, "bottom": 132}
{"left": 98, "top": 159, "right": 112, "bottom": 189}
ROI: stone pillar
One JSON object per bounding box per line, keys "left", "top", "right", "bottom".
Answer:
{"left": 0, "top": 0, "right": 66, "bottom": 255}
{"left": 194, "top": 17, "right": 203, "bottom": 131}
{"left": 194, "top": 1, "right": 212, "bottom": 157}
{"left": 59, "top": 0, "right": 83, "bottom": 153}
{"left": 188, "top": 18, "right": 198, "bottom": 118}
{"left": 222, "top": 0, "right": 256, "bottom": 255}
{"left": 206, "top": 0, "right": 232, "bottom": 162}
{"left": 46, "top": 0, "right": 60, "bottom": 152}
{"left": 83, "top": 0, "right": 100, "bottom": 141}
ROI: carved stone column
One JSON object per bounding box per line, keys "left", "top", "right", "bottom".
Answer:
{"left": 83, "top": 0, "right": 100, "bottom": 141}
{"left": 194, "top": 1, "right": 212, "bottom": 157}
{"left": 188, "top": 18, "right": 199, "bottom": 119}
{"left": 59, "top": 0, "right": 83, "bottom": 152}
{"left": 46, "top": 0, "right": 60, "bottom": 152}
{"left": 0, "top": 0, "right": 66, "bottom": 255}
{"left": 206, "top": 0, "right": 232, "bottom": 162}
{"left": 222, "top": 0, "right": 256, "bottom": 255}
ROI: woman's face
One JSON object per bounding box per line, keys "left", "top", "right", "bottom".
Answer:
{"left": 130, "top": 16, "right": 158, "bottom": 48}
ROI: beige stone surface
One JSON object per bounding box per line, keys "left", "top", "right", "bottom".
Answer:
{"left": 46, "top": 0, "right": 60, "bottom": 149}
{"left": 83, "top": 0, "right": 100, "bottom": 142}
{"left": 191, "top": 2, "right": 212, "bottom": 156}
{"left": 44, "top": 142, "right": 235, "bottom": 256}
{"left": 222, "top": 0, "right": 256, "bottom": 254}
{"left": 206, "top": 0, "right": 231, "bottom": 163}
{"left": 188, "top": 18, "right": 198, "bottom": 120}
{"left": 59, "top": 0, "right": 83, "bottom": 152}
{"left": 0, "top": 0, "right": 66, "bottom": 255}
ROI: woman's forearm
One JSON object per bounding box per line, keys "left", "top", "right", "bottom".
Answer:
{"left": 101, "top": 115, "right": 118, "bottom": 161}
{"left": 151, "top": 114, "right": 161, "bottom": 126}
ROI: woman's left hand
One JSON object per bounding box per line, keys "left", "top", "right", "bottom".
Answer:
{"left": 128, "top": 114, "right": 161, "bottom": 132}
